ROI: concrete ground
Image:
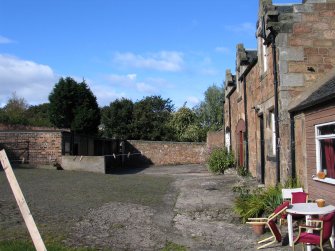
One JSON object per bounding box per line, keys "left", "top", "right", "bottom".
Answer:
{"left": 1, "top": 164, "right": 333, "bottom": 250}
{"left": 68, "top": 165, "right": 290, "bottom": 250}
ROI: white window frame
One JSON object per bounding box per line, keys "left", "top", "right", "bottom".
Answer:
{"left": 314, "top": 121, "right": 335, "bottom": 184}
{"left": 271, "top": 111, "right": 276, "bottom": 155}
{"left": 262, "top": 39, "right": 268, "bottom": 73}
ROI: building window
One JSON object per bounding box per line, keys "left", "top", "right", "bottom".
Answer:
{"left": 262, "top": 39, "right": 268, "bottom": 73}
{"left": 315, "top": 122, "right": 335, "bottom": 179}
{"left": 270, "top": 111, "right": 276, "bottom": 155}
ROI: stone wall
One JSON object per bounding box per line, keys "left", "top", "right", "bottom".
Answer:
{"left": 223, "top": 0, "right": 335, "bottom": 186}
{"left": 126, "top": 140, "right": 207, "bottom": 166}
{"left": 276, "top": 0, "right": 335, "bottom": 185}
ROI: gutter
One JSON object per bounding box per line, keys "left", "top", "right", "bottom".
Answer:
{"left": 238, "top": 58, "right": 257, "bottom": 172}
{"left": 225, "top": 85, "right": 236, "bottom": 152}
{"left": 270, "top": 33, "right": 281, "bottom": 184}
{"left": 289, "top": 112, "right": 296, "bottom": 179}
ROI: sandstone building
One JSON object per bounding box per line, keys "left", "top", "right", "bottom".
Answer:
{"left": 224, "top": 0, "right": 335, "bottom": 203}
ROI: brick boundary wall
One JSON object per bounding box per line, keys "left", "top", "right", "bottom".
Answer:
{"left": 206, "top": 130, "right": 225, "bottom": 150}
{"left": 127, "top": 140, "right": 207, "bottom": 166}
{"left": 0, "top": 131, "right": 63, "bottom": 166}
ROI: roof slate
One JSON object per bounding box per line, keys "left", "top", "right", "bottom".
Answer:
{"left": 291, "top": 75, "right": 335, "bottom": 112}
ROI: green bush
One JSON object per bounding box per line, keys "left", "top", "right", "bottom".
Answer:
{"left": 207, "top": 147, "right": 235, "bottom": 174}
{"left": 236, "top": 166, "right": 251, "bottom": 177}
{"left": 233, "top": 180, "right": 301, "bottom": 223}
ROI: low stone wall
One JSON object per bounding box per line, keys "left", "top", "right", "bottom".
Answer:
{"left": 61, "top": 155, "right": 112, "bottom": 173}
{"left": 126, "top": 140, "right": 207, "bottom": 166}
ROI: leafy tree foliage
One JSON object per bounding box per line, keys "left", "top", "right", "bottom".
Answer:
{"left": 132, "top": 96, "right": 174, "bottom": 141}
{"left": 48, "top": 77, "right": 100, "bottom": 134}
{"left": 195, "top": 84, "right": 224, "bottom": 131}
{"left": 101, "top": 98, "right": 134, "bottom": 139}
{"left": 0, "top": 93, "right": 29, "bottom": 125}
{"left": 169, "top": 107, "right": 206, "bottom": 142}
{"left": 26, "top": 103, "right": 52, "bottom": 127}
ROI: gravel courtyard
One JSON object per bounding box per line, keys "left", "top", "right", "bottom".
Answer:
{"left": 1, "top": 165, "right": 330, "bottom": 250}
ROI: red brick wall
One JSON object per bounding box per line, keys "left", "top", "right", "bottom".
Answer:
{"left": 0, "top": 131, "right": 63, "bottom": 166}
{"left": 304, "top": 102, "right": 335, "bottom": 205}
{"left": 127, "top": 140, "right": 206, "bottom": 166}
{"left": 206, "top": 130, "right": 224, "bottom": 150}
{"left": 293, "top": 114, "right": 308, "bottom": 190}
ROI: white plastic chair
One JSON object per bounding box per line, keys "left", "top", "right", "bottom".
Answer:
{"left": 281, "top": 188, "right": 303, "bottom": 202}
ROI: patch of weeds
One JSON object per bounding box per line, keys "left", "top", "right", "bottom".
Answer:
{"left": 161, "top": 241, "right": 188, "bottom": 251}
{"left": 111, "top": 223, "right": 125, "bottom": 229}
{"left": 236, "top": 166, "right": 251, "bottom": 177}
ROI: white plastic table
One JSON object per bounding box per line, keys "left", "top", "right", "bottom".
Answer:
{"left": 286, "top": 203, "right": 335, "bottom": 251}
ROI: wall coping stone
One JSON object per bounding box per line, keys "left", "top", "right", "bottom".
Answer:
{"left": 127, "top": 140, "right": 206, "bottom": 146}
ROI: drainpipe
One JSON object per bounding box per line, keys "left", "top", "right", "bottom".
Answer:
{"left": 270, "top": 32, "right": 280, "bottom": 184}
{"left": 290, "top": 112, "right": 296, "bottom": 180}
{"left": 243, "top": 77, "right": 249, "bottom": 171}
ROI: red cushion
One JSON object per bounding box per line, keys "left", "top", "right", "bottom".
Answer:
{"left": 281, "top": 214, "right": 287, "bottom": 219}
{"left": 291, "top": 192, "right": 308, "bottom": 203}
{"left": 295, "top": 232, "right": 320, "bottom": 245}
{"left": 274, "top": 201, "right": 290, "bottom": 214}
{"left": 268, "top": 220, "right": 281, "bottom": 242}
{"left": 321, "top": 212, "right": 335, "bottom": 240}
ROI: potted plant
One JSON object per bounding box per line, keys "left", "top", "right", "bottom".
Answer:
{"left": 251, "top": 223, "right": 265, "bottom": 236}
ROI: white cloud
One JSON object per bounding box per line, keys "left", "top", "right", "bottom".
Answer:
{"left": 0, "top": 35, "right": 14, "bottom": 44}
{"left": 103, "top": 73, "right": 158, "bottom": 100}
{"left": 105, "top": 73, "right": 138, "bottom": 88}
{"left": 91, "top": 84, "right": 126, "bottom": 106}
{"left": 187, "top": 96, "right": 200, "bottom": 106}
{"left": 0, "top": 54, "right": 57, "bottom": 106}
{"left": 127, "top": 74, "right": 137, "bottom": 80}
{"left": 113, "top": 51, "right": 184, "bottom": 72}
{"left": 224, "top": 22, "right": 254, "bottom": 34}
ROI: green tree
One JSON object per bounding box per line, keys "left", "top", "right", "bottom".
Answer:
{"left": 101, "top": 98, "right": 134, "bottom": 139}
{"left": 26, "top": 103, "right": 52, "bottom": 127}
{"left": 132, "top": 95, "right": 174, "bottom": 141}
{"left": 48, "top": 77, "right": 100, "bottom": 134}
{"left": 181, "top": 124, "right": 207, "bottom": 142}
{"left": 169, "top": 107, "right": 205, "bottom": 142}
{"left": 0, "top": 93, "right": 29, "bottom": 125}
{"left": 195, "top": 84, "right": 224, "bottom": 131}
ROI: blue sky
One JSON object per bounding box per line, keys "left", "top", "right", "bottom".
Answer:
{"left": 0, "top": 0, "right": 300, "bottom": 109}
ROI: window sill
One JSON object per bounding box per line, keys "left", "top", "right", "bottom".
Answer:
{"left": 312, "top": 176, "right": 335, "bottom": 186}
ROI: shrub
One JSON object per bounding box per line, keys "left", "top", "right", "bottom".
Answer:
{"left": 207, "top": 147, "right": 235, "bottom": 174}
{"left": 236, "top": 166, "right": 251, "bottom": 177}
{"left": 233, "top": 181, "right": 299, "bottom": 223}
